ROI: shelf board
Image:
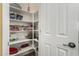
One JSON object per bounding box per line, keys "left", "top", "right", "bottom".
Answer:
{"left": 33, "top": 20, "right": 39, "bottom": 22}
{"left": 10, "top": 19, "right": 32, "bottom": 23}
{"left": 10, "top": 39, "right": 32, "bottom": 45}
{"left": 10, "top": 46, "right": 34, "bottom": 56}
{"left": 33, "top": 39, "right": 38, "bottom": 42}
{"left": 10, "top": 30, "right": 28, "bottom": 33}
{"left": 10, "top": 30, "right": 35, "bottom": 33}
{"left": 33, "top": 30, "right": 39, "bottom": 31}
{"left": 10, "top": 19, "right": 38, "bottom": 23}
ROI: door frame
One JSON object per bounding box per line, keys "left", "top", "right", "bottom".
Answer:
{"left": 2, "top": 3, "right": 9, "bottom": 56}
{"left": 0, "top": 3, "right": 2, "bottom": 56}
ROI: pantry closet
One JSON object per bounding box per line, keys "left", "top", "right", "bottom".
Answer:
{"left": 2, "top": 3, "right": 79, "bottom": 56}
{"left": 9, "top": 3, "right": 39, "bottom": 56}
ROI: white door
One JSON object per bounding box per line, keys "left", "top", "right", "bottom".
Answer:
{"left": 39, "top": 3, "right": 79, "bottom": 56}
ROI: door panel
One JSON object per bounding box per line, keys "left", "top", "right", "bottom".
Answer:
{"left": 0, "top": 4, "right": 2, "bottom": 56}
{"left": 57, "top": 47, "right": 68, "bottom": 56}
{"left": 56, "top": 4, "right": 69, "bottom": 56}
{"left": 44, "top": 43, "right": 51, "bottom": 56}
{"left": 39, "top": 3, "right": 78, "bottom": 56}
{"left": 57, "top": 4, "right": 68, "bottom": 36}
{"left": 57, "top": 4, "right": 68, "bottom": 35}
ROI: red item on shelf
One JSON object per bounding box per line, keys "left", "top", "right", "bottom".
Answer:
{"left": 9, "top": 47, "right": 18, "bottom": 55}
{"left": 20, "top": 44, "right": 29, "bottom": 48}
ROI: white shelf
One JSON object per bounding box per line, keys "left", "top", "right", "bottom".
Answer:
{"left": 10, "top": 6, "right": 32, "bottom": 14}
{"left": 10, "top": 46, "right": 34, "bottom": 56}
{"left": 10, "top": 31, "right": 24, "bottom": 33}
{"left": 10, "top": 39, "right": 32, "bottom": 45}
{"left": 33, "top": 39, "right": 38, "bottom": 42}
{"left": 10, "top": 30, "right": 28, "bottom": 33}
{"left": 9, "top": 4, "right": 39, "bottom": 56}
{"left": 10, "top": 19, "right": 38, "bottom": 23}
{"left": 33, "top": 30, "right": 39, "bottom": 31}
{"left": 33, "top": 20, "right": 39, "bottom": 22}
{"left": 10, "top": 19, "right": 32, "bottom": 23}
{"left": 10, "top": 30, "right": 34, "bottom": 33}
